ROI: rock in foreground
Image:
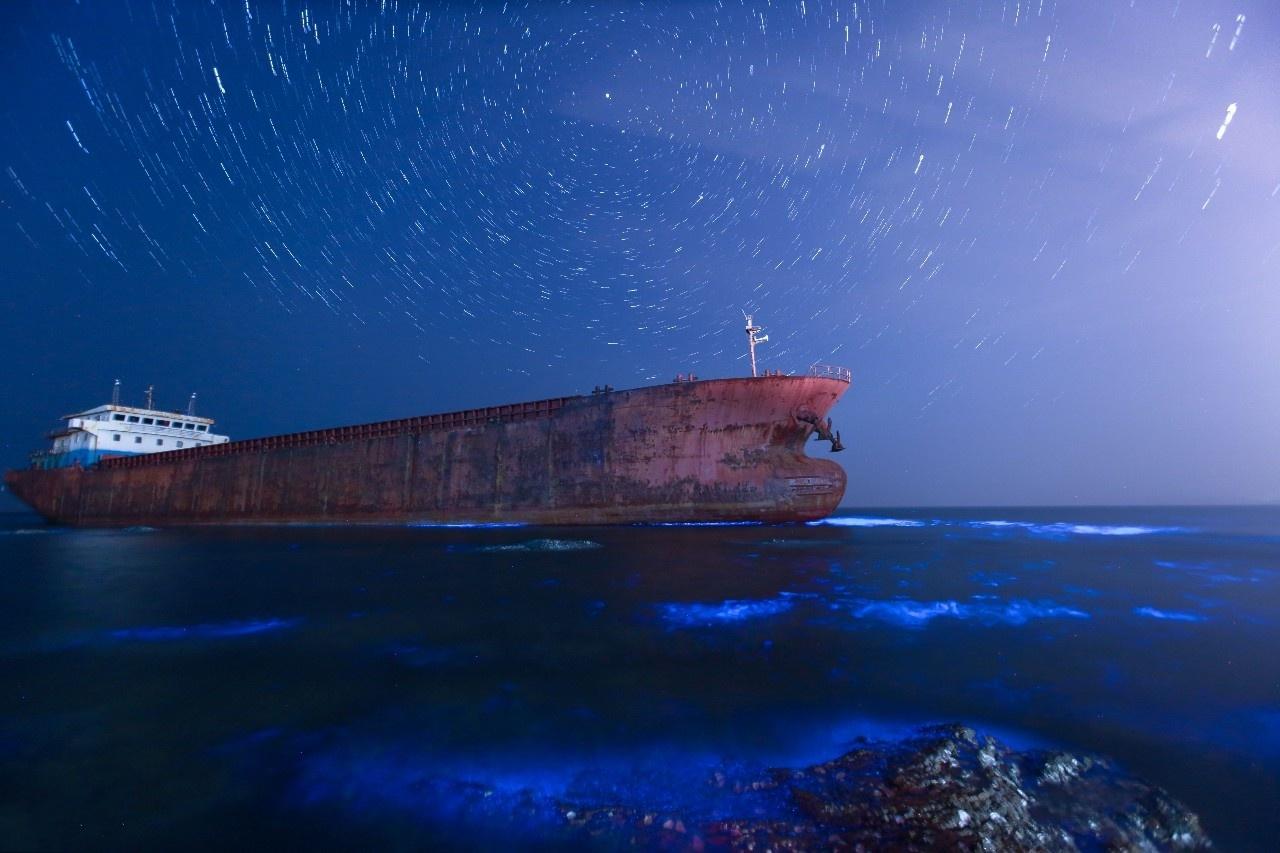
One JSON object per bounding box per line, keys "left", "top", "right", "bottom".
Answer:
{"left": 556, "top": 724, "right": 1211, "bottom": 851}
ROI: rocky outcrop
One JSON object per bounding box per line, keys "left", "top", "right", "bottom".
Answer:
{"left": 554, "top": 725, "right": 1211, "bottom": 850}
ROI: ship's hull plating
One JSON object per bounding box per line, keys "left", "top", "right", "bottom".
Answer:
{"left": 5, "top": 376, "right": 848, "bottom": 526}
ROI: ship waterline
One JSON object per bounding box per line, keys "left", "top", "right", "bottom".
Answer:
{"left": 5, "top": 374, "right": 850, "bottom": 526}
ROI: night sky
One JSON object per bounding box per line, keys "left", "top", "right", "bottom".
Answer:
{"left": 1, "top": 0, "right": 1277, "bottom": 508}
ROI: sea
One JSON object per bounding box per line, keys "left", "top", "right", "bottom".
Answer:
{"left": 1, "top": 506, "right": 1277, "bottom": 850}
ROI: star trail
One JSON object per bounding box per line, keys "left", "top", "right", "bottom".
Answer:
{"left": 2, "top": 0, "right": 1278, "bottom": 505}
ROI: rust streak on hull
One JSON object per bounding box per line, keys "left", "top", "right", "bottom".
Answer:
{"left": 5, "top": 376, "right": 849, "bottom": 527}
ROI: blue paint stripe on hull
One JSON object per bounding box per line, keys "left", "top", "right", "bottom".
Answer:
{"left": 33, "top": 448, "right": 146, "bottom": 470}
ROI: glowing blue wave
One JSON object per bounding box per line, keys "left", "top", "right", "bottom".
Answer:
{"left": 966, "top": 520, "right": 1182, "bottom": 538}
{"left": 814, "top": 516, "right": 1184, "bottom": 537}
{"left": 640, "top": 521, "right": 765, "bottom": 527}
{"left": 811, "top": 517, "right": 928, "bottom": 527}
{"left": 1027, "top": 523, "right": 1179, "bottom": 537}
{"left": 479, "top": 539, "right": 602, "bottom": 552}
{"left": 1156, "top": 560, "right": 1218, "bottom": 571}
{"left": 658, "top": 597, "right": 795, "bottom": 626}
{"left": 109, "top": 618, "right": 300, "bottom": 642}
{"left": 1133, "top": 607, "right": 1207, "bottom": 623}
{"left": 847, "top": 598, "right": 1089, "bottom": 628}
{"left": 292, "top": 743, "right": 786, "bottom": 829}
{"left": 1155, "top": 560, "right": 1255, "bottom": 584}
{"left": 285, "top": 718, "right": 1062, "bottom": 834}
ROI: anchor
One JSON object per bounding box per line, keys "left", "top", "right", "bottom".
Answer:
{"left": 796, "top": 412, "right": 844, "bottom": 452}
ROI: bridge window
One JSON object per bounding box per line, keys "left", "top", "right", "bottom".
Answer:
{"left": 142, "top": 418, "right": 154, "bottom": 425}
{"left": 197, "top": 425, "right": 208, "bottom": 432}
{"left": 127, "top": 416, "right": 139, "bottom": 423}
{"left": 156, "top": 420, "right": 170, "bottom": 427}
{"left": 112, "top": 414, "right": 125, "bottom": 421}
{"left": 184, "top": 423, "right": 195, "bottom": 430}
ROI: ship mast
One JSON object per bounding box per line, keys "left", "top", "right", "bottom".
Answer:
{"left": 744, "top": 314, "right": 768, "bottom": 377}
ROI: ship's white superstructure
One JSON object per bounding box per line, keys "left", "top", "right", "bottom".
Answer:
{"left": 38, "top": 388, "right": 230, "bottom": 469}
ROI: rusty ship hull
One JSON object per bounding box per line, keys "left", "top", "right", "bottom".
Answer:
{"left": 4, "top": 375, "right": 849, "bottom": 527}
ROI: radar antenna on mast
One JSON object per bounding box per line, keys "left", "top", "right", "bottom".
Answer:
{"left": 111, "top": 379, "right": 121, "bottom": 406}
{"left": 145, "top": 384, "right": 155, "bottom": 410}
{"left": 744, "top": 313, "right": 768, "bottom": 378}
{"left": 187, "top": 393, "right": 197, "bottom": 416}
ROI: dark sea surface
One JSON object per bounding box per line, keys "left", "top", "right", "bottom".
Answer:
{"left": 1, "top": 506, "right": 1277, "bottom": 850}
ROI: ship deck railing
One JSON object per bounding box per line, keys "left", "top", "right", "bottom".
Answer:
{"left": 808, "top": 363, "right": 852, "bottom": 383}
{"left": 95, "top": 395, "right": 581, "bottom": 471}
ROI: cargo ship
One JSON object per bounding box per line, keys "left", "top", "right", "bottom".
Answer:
{"left": 5, "top": 321, "right": 850, "bottom": 526}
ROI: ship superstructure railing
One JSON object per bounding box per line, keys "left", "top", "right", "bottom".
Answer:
{"left": 97, "top": 395, "right": 582, "bottom": 471}
{"left": 808, "top": 363, "right": 852, "bottom": 383}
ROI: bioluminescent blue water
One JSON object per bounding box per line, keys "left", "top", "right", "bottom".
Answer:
{"left": 108, "top": 618, "right": 301, "bottom": 642}
{"left": 641, "top": 520, "right": 766, "bottom": 527}
{"left": 478, "top": 538, "right": 604, "bottom": 553}
{"left": 844, "top": 597, "right": 1090, "bottom": 628}
{"left": 1, "top": 506, "right": 1277, "bottom": 850}
{"left": 658, "top": 595, "right": 797, "bottom": 627}
{"left": 811, "top": 515, "right": 1186, "bottom": 539}
{"left": 813, "top": 516, "right": 930, "bottom": 528}
{"left": 1132, "top": 606, "right": 1209, "bottom": 623}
